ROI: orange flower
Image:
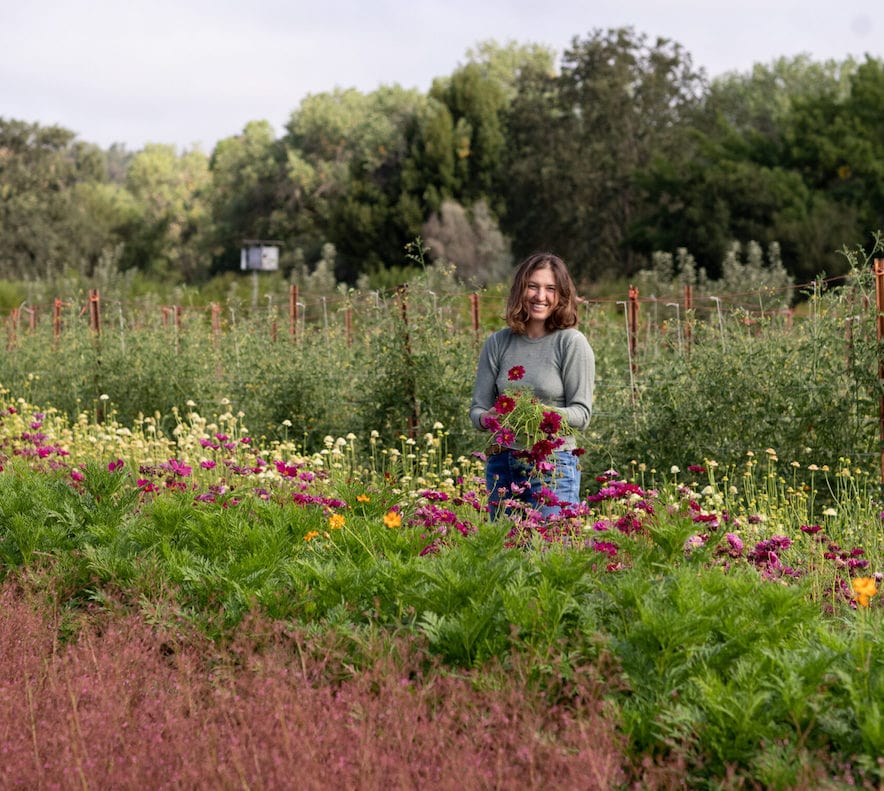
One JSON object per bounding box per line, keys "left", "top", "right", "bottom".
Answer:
{"left": 328, "top": 513, "right": 345, "bottom": 530}
{"left": 303, "top": 530, "right": 320, "bottom": 542}
{"left": 383, "top": 511, "right": 402, "bottom": 529}
{"left": 356, "top": 494, "right": 371, "bottom": 503}
{"left": 852, "top": 576, "right": 878, "bottom": 607}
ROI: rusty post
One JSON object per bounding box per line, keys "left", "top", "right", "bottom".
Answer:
{"left": 89, "top": 289, "right": 101, "bottom": 336}
{"left": 54, "top": 298, "right": 62, "bottom": 344}
{"left": 469, "top": 293, "right": 480, "bottom": 338}
{"left": 7, "top": 308, "right": 18, "bottom": 351}
{"left": 628, "top": 285, "right": 639, "bottom": 387}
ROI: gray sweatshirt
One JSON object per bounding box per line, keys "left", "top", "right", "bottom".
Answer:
{"left": 470, "top": 327, "right": 595, "bottom": 443}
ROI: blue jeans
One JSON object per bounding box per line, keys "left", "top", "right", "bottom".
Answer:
{"left": 485, "top": 450, "right": 581, "bottom": 519}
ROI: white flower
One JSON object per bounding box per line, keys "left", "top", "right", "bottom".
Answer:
{"left": 823, "top": 507, "right": 837, "bottom": 518}
{"left": 670, "top": 466, "right": 680, "bottom": 475}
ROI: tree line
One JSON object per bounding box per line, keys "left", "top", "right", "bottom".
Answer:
{"left": 1, "top": 27, "right": 881, "bottom": 290}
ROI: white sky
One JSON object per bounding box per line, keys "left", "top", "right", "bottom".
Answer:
{"left": 1, "top": 0, "right": 879, "bottom": 152}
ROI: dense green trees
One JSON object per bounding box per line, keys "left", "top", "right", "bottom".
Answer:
{"left": 0, "top": 120, "right": 129, "bottom": 279}
{"left": 502, "top": 27, "right": 706, "bottom": 281}
{"left": 631, "top": 54, "right": 883, "bottom": 281}
{"left": 1, "top": 30, "right": 881, "bottom": 289}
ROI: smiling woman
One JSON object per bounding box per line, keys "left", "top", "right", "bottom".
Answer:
{"left": 470, "top": 252, "right": 595, "bottom": 520}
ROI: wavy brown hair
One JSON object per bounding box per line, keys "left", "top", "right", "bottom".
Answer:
{"left": 505, "top": 252, "right": 579, "bottom": 334}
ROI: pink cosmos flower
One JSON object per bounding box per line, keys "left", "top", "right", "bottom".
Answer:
{"left": 483, "top": 415, "right": 501, "bottom": 433}
{"left": 508, "top": 365, "right": 526, "bottom": 381}
{"left": 494, "top": 394, "right": 517, "bottom": 415}
{"left": 539, "top": 410, "right": 562, "bottom": 436}
{"left": 494, "top": 427, "right": 516, "bottom": 446}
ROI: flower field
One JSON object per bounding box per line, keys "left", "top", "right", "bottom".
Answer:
{"left": 1, "top": 386, "right": 883, "bottom": 789}
{"left": 3, "top": 241, "right": 884, "bottom": 787}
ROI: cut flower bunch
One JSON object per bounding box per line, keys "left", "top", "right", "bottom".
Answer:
{"left": 485, "top": 365, "right": 581, "bottom": 470}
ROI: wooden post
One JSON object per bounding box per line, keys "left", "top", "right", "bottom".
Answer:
{"left": 7, "top": 308, "right": 18, "bottom": 351}
{"left": 469, "top": 293, "right": 480, "bottom": 338}
{"left": 54, "top": 298, "right": 63, "bottom": 344}
{"left": 89, "top": 289, "right": 101, "bottom": 336}
{"left": 628, "top": 285, "right": 639, "bottom": 387}
{"left": 875, "top": 259, "right": 884, "bottom": 486}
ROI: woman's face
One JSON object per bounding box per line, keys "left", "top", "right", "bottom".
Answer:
{"left": 523, "top": 264, "right": 559, "bottom": 327}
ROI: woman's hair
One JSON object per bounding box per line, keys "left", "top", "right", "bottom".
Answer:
{"left": 505, "top": 252, "right": 579, "bottom": 334}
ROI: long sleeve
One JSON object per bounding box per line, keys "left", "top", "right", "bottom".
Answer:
{"left": 557, "top": 330, "right": 594, "bottom": 431}
{"left": 469, "top": 327, "right": 594, "bottom": 433}
{"left": 469, "top": 330, "right": 506, "bottom": 429}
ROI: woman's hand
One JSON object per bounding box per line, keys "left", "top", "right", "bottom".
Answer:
{"left": 479, "top": 410, "right": 498, "bottom": 430}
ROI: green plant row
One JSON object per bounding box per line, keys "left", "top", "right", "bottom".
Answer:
{"left": 2, "top": 263, "right": 882, "bottom": 485}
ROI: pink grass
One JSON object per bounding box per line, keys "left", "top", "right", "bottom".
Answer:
{"left": 0, "top": 581, "right": 640, "bottom": 790}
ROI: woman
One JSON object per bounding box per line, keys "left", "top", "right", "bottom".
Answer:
{"left": 470, "top": 252, "right": 595, "bottom": 518}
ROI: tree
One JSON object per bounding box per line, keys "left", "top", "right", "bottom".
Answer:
{"left": 782, "top": 56, "right": 884, "bottom": 238}
{"left": 422, "top": 198, "right": 512, "bottom": 285}
{"left": 124, "top": 144, "right": 212, "bottom": 281}
{"left": 501, "top": 27, "right": 705, "bottom": 281}
{"left": 0, "top": 118, "right": 126, "bottom": 280}
{"left": 630, "top": 56, "right": 877, "bottom": 281}
{"left": 404, "top": 42, "right": 551, "bottom": 223}
{"left": 208, "top": 121, "right": 288, "bottom": 275}
{"left": 284, "top": 86, "right": 427, "bottom": 277}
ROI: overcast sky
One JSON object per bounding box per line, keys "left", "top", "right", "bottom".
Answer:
{"left": 1, "top": 0, "right": 879, "bottom": 152}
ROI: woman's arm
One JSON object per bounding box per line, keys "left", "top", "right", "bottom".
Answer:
{"left": 559, "top": 330, "right": 595, "bottom": 431}
{"left": 470, "top": 334, "right": 501, "bottom": 430}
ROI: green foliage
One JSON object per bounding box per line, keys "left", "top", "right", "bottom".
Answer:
{"left": 0, "top": 119, "right": 127, "bottom": 280}
{"left": 2, "top": 235, "right": 884, "bottom": 475}
{"left": 421, "top": 198, "right": 513, "bottom": 286}
{"left": 3, "top": 46, "right": 882, "bottom": 290}
{"left": 123, "top": 144, "right": 212, "bottom": 281}
{"left": 502, "top": 26, "right": 706, "bottom": 279}
{"left": 600, "top": 564, "right": 833, "bottom": 770}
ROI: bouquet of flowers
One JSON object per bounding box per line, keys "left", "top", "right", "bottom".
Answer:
{"left": 484, "top": 365, "right": 577, "bottom": 470}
